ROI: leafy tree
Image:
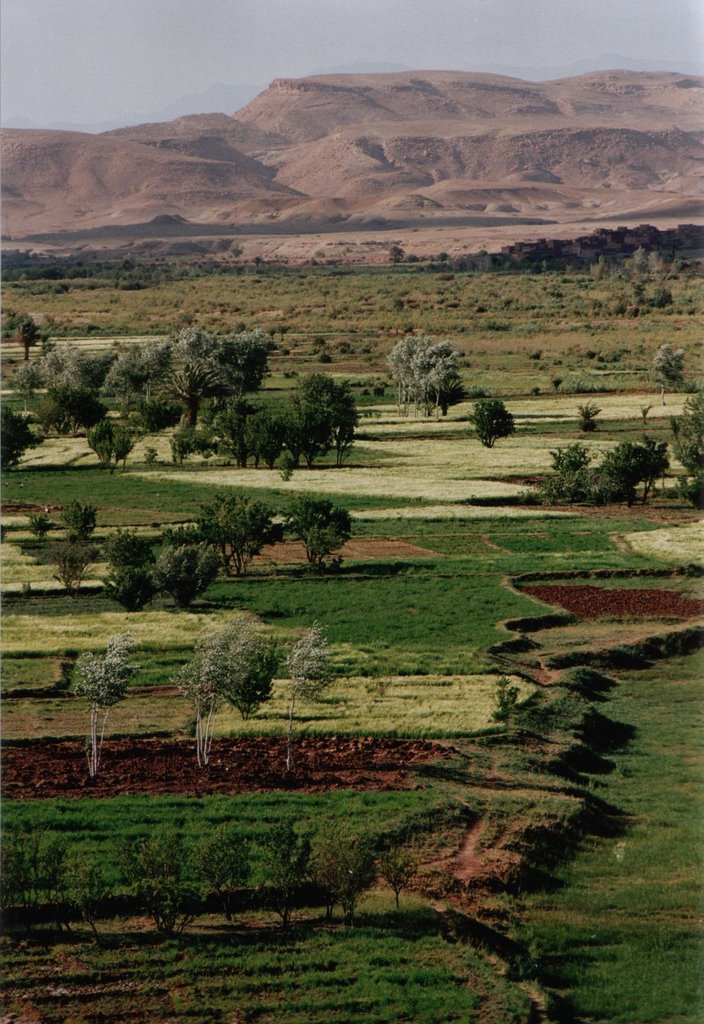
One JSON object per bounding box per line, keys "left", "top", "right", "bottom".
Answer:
{"left": 653, "top": 344, "right": 685, "bottom": 405}
{"left": 212, "top": 398, "right": 256, "bottom": 467}
{"left": 248, "top": 409, "right": 285, "bottom": 468}
{"left": 74, "top": 632, "right": 138, "bottom": 776}
{"left": 286, "top": 496, "right": 351, "bottom": 570}
{"left": 1, "top": 825, "right": 69, "bottom": 930}
{"left": 539, "top": 443, "right": 594, "bottom": 504}
{"left": 103, "top": 533, "right": 157, "bottom": 612}
{"left": 259, "top": 823, "right": 311, "bottom": 929}
{"left": 284, "top": 374, "right": 335, "bottom": 468}
{"left": 599, "top": 437, "right": 670, "bottom": 506}
{"left": 37, "top": 386, "right": 107, "bottom": 435}
{"left": 105, "top": 340, "right": 172, "bottom": 406}
{"left": 577, "top": 402, "right": 601, "bottom": 432}
{"left": 328, "top": 380, "right": 359, "bottom": 466}
{"left": 198, "top": 493, "right": 281, "bottom": 575}
{"left": 378, "top": 844, "right": 418, "bottom": 909}
{"left": 470, "top": 399, "right": 515, "bottom": 448}
{"left": 60, "top": 501, "right": 97, "bottom": 541}
{"left": 121, "top": 830, "right": 200, "bottom": 936}
{"left": 671, "top": 391, "right": 704, "bottom": 508}
{"left": 153, "top": 542, "right": 219, "bottom": 608}
{"left": 1, "top": 406, "right": 41, "bottom": 469}
{"left": 170, "top": 427, "right": 216, "bottom": 464}
{"left": 87, "top": 419, "right": 135, "bottom": 473}
{"left": 40, "top": 347, "right": 115, "bottom": 391}
{"left": 193, "top": 826, "right": 250, "bottom": 921}
{"left": 12, "top": 362, "right": 44, "bottom": 410}
{"left": 134, "top": 397, "right": 181, "bottom": 432}
{"left": 163, "top": 327, "right": 272, "bottom": 426}
{"left": 285, "top": 624, "right": 330, "bottom": 771}
{"left": 217, "top": 328, "right": 273, "bottom": 398}
{"left": 310, "top": 825, "right": 375, "bottom": 925}
{"left": 105, "top": 566, "right": 156, "bottom": 612}
{"left": 103, "top": 529, "right": 155, "bottom": 568}
{"left": 52, "top": 540, "right": 97, "bottom": 598}
{"left": 68, "top": 855, "right": 110, "bottom": 944}
{"left": 174, "top": 629, "right": 227, "bottom": 767}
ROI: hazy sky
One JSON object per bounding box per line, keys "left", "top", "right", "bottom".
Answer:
{"left": 2, "top": 0, "right": 703, "bottom": 127}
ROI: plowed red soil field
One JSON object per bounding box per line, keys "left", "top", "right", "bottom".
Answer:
{"left": 523, "top": 584, "right": 704, "bottom": 620}
{"left": 2, "top": 737, "right": 452, "bottom": 800}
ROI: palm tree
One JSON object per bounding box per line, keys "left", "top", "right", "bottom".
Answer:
{"left": 162, "top": 362, "right": 224, "bottom": 427}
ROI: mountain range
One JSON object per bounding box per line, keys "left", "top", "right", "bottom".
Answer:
{"left": 2, "top": 69, "right": 703, "bottom": 242}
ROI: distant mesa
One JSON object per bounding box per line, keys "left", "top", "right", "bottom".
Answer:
{"left": 1, "top": 69, "right": 703, "bottom": 242}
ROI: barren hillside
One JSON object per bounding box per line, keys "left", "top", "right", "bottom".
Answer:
{"left": 2, "top": 70, "right": 703, "bottom": 242}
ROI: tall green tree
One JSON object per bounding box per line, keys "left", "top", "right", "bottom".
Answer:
{"left": 287, "top": 496, "right": 351, "bottom": 570}
{"left": 198, "top": 493, "right": 281, "bottom": 575}
{"left": 470, "top": 398, "right": 515, "bottom": 448}
{"left": 1, "top": 407, "right": 41, "bottom": 469}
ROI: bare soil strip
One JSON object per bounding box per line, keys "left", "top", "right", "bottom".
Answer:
{"left": 2, "top": 737, "right": 452, "bottom": 800}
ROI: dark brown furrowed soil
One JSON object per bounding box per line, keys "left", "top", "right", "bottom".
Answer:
{"left": 523, "top": 584, "right": 704, "bottom": 620}
{"left": 2, "top": 737, "right": 452, "bottom": 800}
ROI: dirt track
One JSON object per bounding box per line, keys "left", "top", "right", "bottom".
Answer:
{"left": 2, "top": 737, "right": 452, "bottom": 800}
{"left": 522, "top": 584, "right": 704, "bottom": 620}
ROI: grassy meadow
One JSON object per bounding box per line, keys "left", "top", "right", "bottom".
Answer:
{"left": 1, "top": 261, "right": 702, "bottom": 1023}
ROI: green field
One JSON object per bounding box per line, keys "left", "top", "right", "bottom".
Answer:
{"left": 2, "top": 261, "right": 702, "bottom": 1023}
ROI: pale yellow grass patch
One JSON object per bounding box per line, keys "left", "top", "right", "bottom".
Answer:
{"left": 2, "top": 609, "right": 240, "bottom": 655}
{"left": 354, "top": 435, "right": 618, "bottom": 480}
{"left": 21, "top": 436, "right": 96, "bottom": 468}
{"left": 352, "top": 504, "right": 575, "bottom": 520}
{"left": 1, "top": 542, "right": 107, "bottom": 589}
{"left": 214, "top": 673, "right": 533, "bottom": 738}
{"left": 135, "top": 431, "right": 619, "bottom": 501}
{"left": 137, "top": 464, "right": 527, "bottom": 502}
{"left": 621, "top": 521, "right": 704, "bottom": 565}
{"left": 361, "top": 394, "right": 686, "bottom": 433}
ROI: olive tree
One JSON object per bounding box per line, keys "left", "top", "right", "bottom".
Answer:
{"left": 285, "top": 624, "right": 330, "bottom": 771}
{"left": 74, "top": 632, "right": 138, "bottom": 777}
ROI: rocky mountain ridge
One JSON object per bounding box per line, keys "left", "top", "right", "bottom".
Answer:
{"left": 2, "top": 70, "right": 702, "bottom": 239}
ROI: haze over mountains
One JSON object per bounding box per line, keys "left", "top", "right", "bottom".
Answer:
{"left": 2, "top": 69, "right": 703, "bottom": 242}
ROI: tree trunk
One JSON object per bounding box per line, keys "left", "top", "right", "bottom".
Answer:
{"left": 186, "top": 397, "right": 199, "bottom": 428}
